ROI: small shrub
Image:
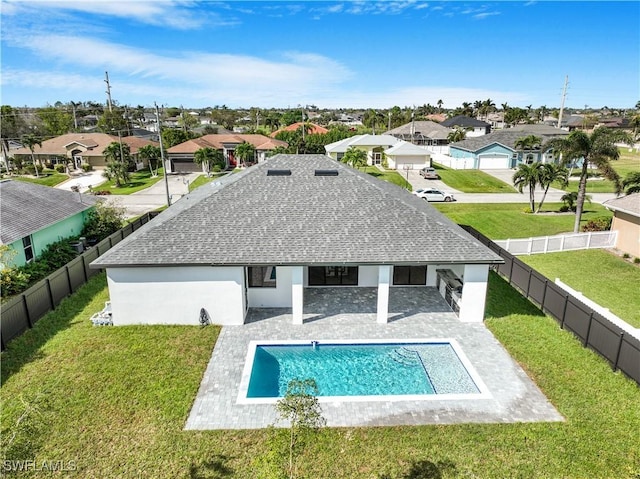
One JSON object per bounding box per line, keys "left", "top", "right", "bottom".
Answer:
{"left": 81, "top": 202, "right": 126, "bottom": 240}
{"left": 23, "top": 165, "right": 36, "bottom": 175}
{"left": 559, "top": 205, "right": 570, "bottom": 213}
{"left": 92, "top": 190, "right": 112, "bottom": 196}
{"left": 0, "top": 268, "right": 31, "bottom": 297}
{"left": 54, "top": 164, "right": 66, "bottom": 173}
{"left": 623, "top": 253, "right": 630, "bottom": 259}
{"left": 212, "top": 165, "right": 222, "bottom": 173}
{"left": 81, "top": 163, "right": 93, "bottom": 172}
{"left": 634, "top": 258, "right": 640, "bottom": 264}
{"left": 522, "top": 207, "right": 533, "bottom": 214}
{"left": 44, "top": 162, "right": 54, "bottom": 170}
{"left": 581, "top": 217, "right": 612, "bottom": 232}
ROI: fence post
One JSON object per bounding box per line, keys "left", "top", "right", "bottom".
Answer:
{"left": 540, "top": 279, "right": 548, "bottom": 311}
{"left": 22, "top": 295, "right": 33, "bottom": 328}
{"left": 108, "top": 237, "right": 113, "bottom": 248}
{"left": 65, "top": 265, "right": 73, "bottom": 294}
{"left": 525, "top": 269, "right": 532, "bottom": 298}
{"left": 613, "top": 332, "right": 625, "bottom": 371}
{"left": 584, "top": 312, "right": 593, "bottom": 347}
{"left": 509, "top": 257, "right": 515, "bottom": 283}
{"left": 81, "top": 255, "right": 88, "bottom": 282}
{"left": 46, "top": 278, "right": 55, "bottom": 310}
{"left": 560, "top": 294, "right": 569, "bottom": 329}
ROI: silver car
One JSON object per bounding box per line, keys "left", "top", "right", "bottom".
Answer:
{"left": 413, "top": 188, "right": 455, "bottom": 202}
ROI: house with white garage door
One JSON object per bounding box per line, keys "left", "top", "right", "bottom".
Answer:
{"left": 448, "top": 127, "right": 568, "bottom": 170}
{"left": 91, "top": 154, "right": 503, "bottom": 326}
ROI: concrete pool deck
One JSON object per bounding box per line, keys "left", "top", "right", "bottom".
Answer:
{"left": 185, "top": 287, "right": 564, "bottom": 429}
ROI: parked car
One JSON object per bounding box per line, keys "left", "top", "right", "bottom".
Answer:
{"left": 413, "top": 188, "right": 455, "bottom": 202}
{"left": 419, "top": 167, "right": 439, "bottom": 179}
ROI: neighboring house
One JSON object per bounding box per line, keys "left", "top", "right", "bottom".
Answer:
{"left": 270, "top": 122, "right": 329, "bottom": 137}
{"left": 0, "top": 180, "right": 99, "bottom": 268}
{"left": 441, "top": 115, "right": 491, "bottom": 137}
{"left": 91, "top": 154, "right": 503, "bottom": 326}
{"left": 448, "top": 126, "right": 568, "bottom": 169}
{"left": 165, "top": 134, "right": 287, "bottom": 172}
{"left": 11, "top": 133, "right": 159, "bottom": 170}
{"left": 384, "top": 121, "right": 452, "bottom": 154}
{"left": 325, "top": 134, "right": 399, "bottom": 166}
{"left": 384, "top": 141, "right": 433, "bottom": 170}
{"left": 603, "top": 194, "right": 640, "bottom": 257}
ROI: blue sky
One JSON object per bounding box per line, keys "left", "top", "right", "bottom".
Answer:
{"left": 1, "top": 1, "right": 638, "bottom": 110}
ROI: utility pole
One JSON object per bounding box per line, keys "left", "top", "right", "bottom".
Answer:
{"left": 155, "top": 102, "right": 171, "bottom": 207}
{"left": 557, "top": 75, "right": 568, "bottom": 129}
{"left": 104, "top": 71, "right": 113, "bottom": 112}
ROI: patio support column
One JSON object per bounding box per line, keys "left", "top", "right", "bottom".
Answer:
{"left": 459, "top": 264, "right": 489, "bottom": 323}
{"left": 376, "top": 265, "right": 392, "bottom": 324}
{"left": 291, "top": 266, "right": 304, "bottom": 325}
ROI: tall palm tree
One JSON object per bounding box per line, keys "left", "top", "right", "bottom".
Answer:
{"left": 193, "top": 147, "right": 221, "bottom": 174}
{"left": 544, "top": 127, "right": 632, "bottom": 232}
{"left": 437, "top": 99, "right": 443, "bottom": 113}
{"left": 21, "top": 134, "right": 42, "bottom": 178}
{"left": 512, "top": 163, "right": 540, "bottom": 212}
{"left": 536, "top": 163, "right": 569, "bottom": 212}
{"left": 234, "top": 141, "right": 257, "bottom": 167}
{"left": 341, "top": 147, "right": 367, "bottom": 170}
{"left": 138, "top": 144, "right": 161, "bottom": 176}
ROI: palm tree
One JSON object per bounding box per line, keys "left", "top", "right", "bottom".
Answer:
{"left": 544, "top": 127, "right": 632, "bottom": 232}
{"left": 622, "top": 172, "right": 640, "bottom": 194}
{"left": 437, "top": 99, "right": 443, "bottom": 113}
{"left": 234, "top": 141, "right": 257, "bottom": 167}
{"left": 21, "top": 134, "right": 43, "bottom": 178}
{"left": 536, "top": 163, "right": 569, "bottom": 212}
{"left": 194, "top": 147, "right": 222, "bottom": 174}
{"left": 138, "top": 144, "right": 161, "bottom": 176}
{"left": 102, "top": 141, "right": 131, "bottom": 187}
{"left": 512, "top": 163, "right": 540, "bottom": 212}
{"left": 341, "top": 147, "right": 367, "bottom": 170}
{"left": 514, "top": 135, "right": 542, "bottom": 164}
{"left": 447, "top": 127, "right": 467, "bottom": 143}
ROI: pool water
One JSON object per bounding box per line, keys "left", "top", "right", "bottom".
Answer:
{"left": 246, "top": 342, "right": 480, "bottom": 398}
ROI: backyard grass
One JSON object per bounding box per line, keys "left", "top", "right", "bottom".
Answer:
{"left": 188, "top": 174, "right": 216, "bottom": 192}
{"left": 96, "top": 168, "right": 165, "bottom": 195}
{"left": 615, "top": 146, "right": 640, "bottom": 178}
{"left": 520, "top": 249, "right": 640, "bottom": 328}
{"left": 432, "top": 163, "right": 516, "bottom": 193}
{"left": 364, "top": 166, "right": 412, "bottom": 190}
{"left": 433, "top": 202, "right": 612, "bottom": 239}
{"left": 11, "top": 172, "right": 69, "bottom": 187}
{"left": 1, "top": 273, "right": 638, "bottom": 478}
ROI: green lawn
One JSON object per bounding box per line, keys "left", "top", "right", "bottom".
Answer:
{"left": 520, "top": 249, "right": 640, "bottom": 328}
{"left": 96, "top": 168, "right": 165, "bottom": 195}
{"left": 12, "top": 172, "right": 69, "bottom": 187}
{"left": 615, "top": 146, "right": 640, "bottom": 178}
{"left": 364, "top": 166, "right": 412, "bottom": 191}
{"left": 1, "top": 273, "right": 638, "bottom": 478}
{"left": 553, "top": 179, "right": 618, "bottom": 193}
{"left": 432, "top": 163, "right": 516, "bottom": 193}
{"left": 433, "top": 202, "right": 612, "bottom": 239}
{"left": 188, "top": 174, "right": 216, "bottom": 192}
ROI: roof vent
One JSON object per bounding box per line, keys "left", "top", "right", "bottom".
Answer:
{"left": 267, "top": 169, "right": 291, "bottom": 176}
{"left": 314, "top": 169, "right": 338, "bottom": 176}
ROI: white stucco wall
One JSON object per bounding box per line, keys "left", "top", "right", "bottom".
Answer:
{"left": 458, "top": 264, "right": 489, "bottom": 323}
{"left": 388, "top": 155, "right": 429, "bottom": 170}
{"left": 247, "top": 266, "right": 294, "bottom": 307}
{"left": 106, "top": 266, "right": 246, "bottom": 326}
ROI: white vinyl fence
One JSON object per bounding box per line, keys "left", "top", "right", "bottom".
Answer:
{"left": 494, "top": 231, "right": 618, "bottom": 255}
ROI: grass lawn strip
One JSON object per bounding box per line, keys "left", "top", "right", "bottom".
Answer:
{"left": 363, "top": 166, "right": 412, "bottom": 190}
{"left": 98, "top": 168, "right": 165, "bottom": 195}
{"left": 432, "top": 163, "right": 516, "bottom": 193}
{"left": 520, "top": 249, "right": 640, "bottom": 328}
{"left": 1, "top": 273, "right": 639, "bottom": 477}
{"left": 433, "top": 202, "right": 612, "bottom": 239}
{"left": 12, "top": 172, "right": 69, "bottom": 187}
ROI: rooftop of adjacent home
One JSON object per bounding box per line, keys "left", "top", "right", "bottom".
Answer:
{"left": 91, "top": 154, "right": 503, "bottom": 268}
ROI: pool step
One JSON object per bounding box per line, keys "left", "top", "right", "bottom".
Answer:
{"left": 388, "top": 347, "right": 421, "bottom": 366}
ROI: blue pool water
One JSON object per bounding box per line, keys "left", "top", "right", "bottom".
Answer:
{"left": 246, "top": 342, "right": 480, "bottom": 398}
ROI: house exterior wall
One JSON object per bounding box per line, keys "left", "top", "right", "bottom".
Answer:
{"left": 611, "top": 212, "right": 640, "bottom": 257}
{"left": 106, "top": 266, "right": 246, "bottom": 326}
{"left": 387, "top": 155, "right": 430, "bottom": 170}
{"left": 248, "top": 266, "right": 293, "bottom": 307}
{"left": 6, "top": 209, "right": 93, "bottom": 268}
{"left": 458, "top": 264, "right": 489, "bottom": 323}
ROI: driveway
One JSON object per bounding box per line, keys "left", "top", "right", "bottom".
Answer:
{"left": 56, "top": 170, "right": 107, "bottom": 192}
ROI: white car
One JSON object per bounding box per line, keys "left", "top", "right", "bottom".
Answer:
{"left": 413, "top": 188, "right": 455, "bottom": 202}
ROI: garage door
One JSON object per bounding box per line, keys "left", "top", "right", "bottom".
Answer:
{"left": 478, "top": 154, "right": 510, "bottom": 169}
{"left": 171, "top": 158, "right": 202, "bottom": 173}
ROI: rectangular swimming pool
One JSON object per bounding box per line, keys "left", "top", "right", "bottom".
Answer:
{"left": 238, "top": 339, "right": 489, "bottom": 403}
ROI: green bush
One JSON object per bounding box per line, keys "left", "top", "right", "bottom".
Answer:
{"left": 0, "top": 268, "right": 31, "bottom": 297}
{"left": 634, "top": 257, "right": 640, "bottom": 264}
{"left": 81, "top": 202, "right": 126, "bottom": 241}
{"left": 581, "top": 216, "right": 612, "bottom": 232}
{"left": 23, "top": 165, "right": 36, "bottom": 175}
{"left": 81, "top": 163, "right": 93, "bottom": 172}
{"left": 54, "top": 164, "right": 66, "bottom": 173}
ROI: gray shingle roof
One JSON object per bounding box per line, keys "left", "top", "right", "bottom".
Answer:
{"left": 603, "top": 193, "right": 640, "bottom": 217}
{"left": 450, "top": 127, "right": 568, "bottom": 153}
{"left": 0, "top": 180, "right": 99, "bottom": 244}
{"left": 384, "top": 121, "right": 452, "bottom": 140}
{"left": 91, "top": 155, "right": 502, "bottom": 268}
{"left": 441, "top": 115, "right": 490, "bottom": 128}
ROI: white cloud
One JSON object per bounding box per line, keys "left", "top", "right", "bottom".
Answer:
{"left": 474, "top": 11, "right": 501, "bottom": 20}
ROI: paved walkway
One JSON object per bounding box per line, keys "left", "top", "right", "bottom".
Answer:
{"left": 185, "top": 287, "right": 563, "bottom": 430}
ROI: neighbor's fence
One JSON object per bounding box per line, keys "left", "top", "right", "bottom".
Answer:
{"left": 494, "top": 231, "right": 618, "bottom": 256}
{"left": 0, "top": 212, "right": 159, "bottom": 350}
{"left": 461, "top": 225, "right": 640, "bottom": 386}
